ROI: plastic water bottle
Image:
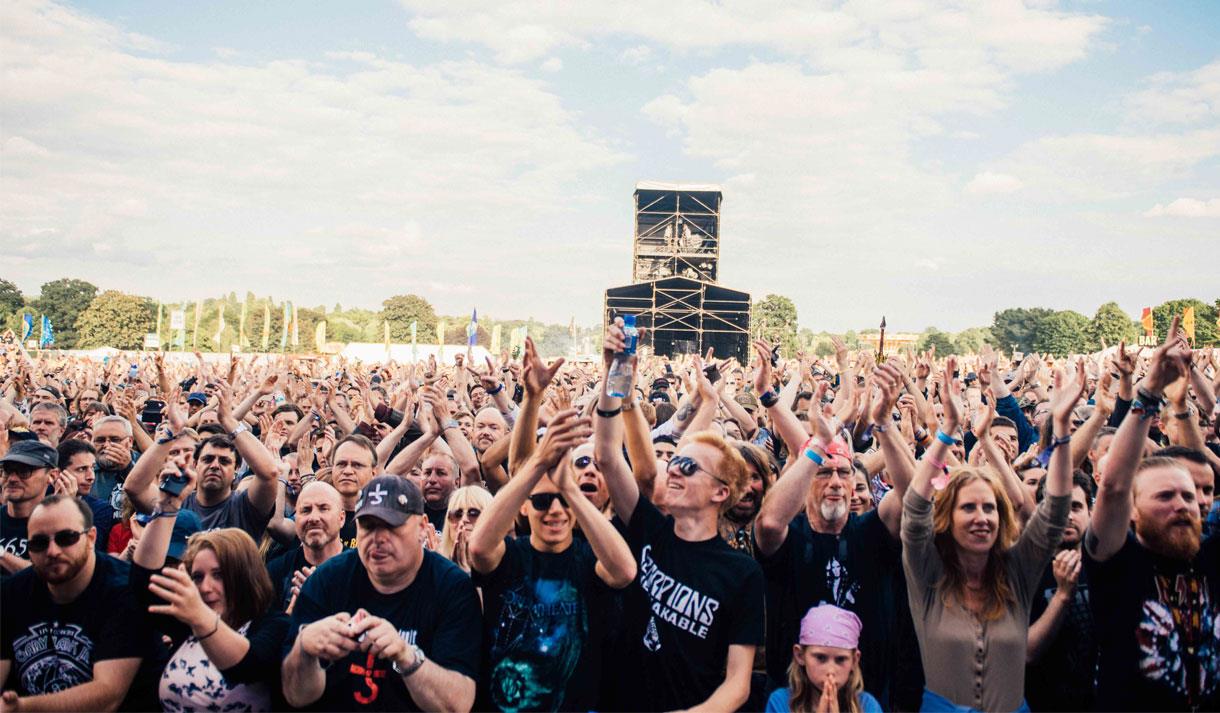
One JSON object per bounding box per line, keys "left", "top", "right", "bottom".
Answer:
{"left": 606, "top": 315, "right": 638, "bottom": 398}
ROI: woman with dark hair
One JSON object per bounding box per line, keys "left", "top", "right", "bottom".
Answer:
{"left": 901, "top": 358, "right": 1079, "bottom": 712}
{"left": 132, "top": 466, "right": 289, "bottom": 711}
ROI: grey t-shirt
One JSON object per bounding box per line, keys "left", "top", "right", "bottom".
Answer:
{"left": 183, "top": 489, "right": 273, "bottom": 540}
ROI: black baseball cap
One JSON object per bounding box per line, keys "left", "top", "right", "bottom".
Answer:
{"left": 355, "top": 475, "right": 425, "bottom": 527}
{"left": 0, "top": 440, "right": 59, "bottom": 469}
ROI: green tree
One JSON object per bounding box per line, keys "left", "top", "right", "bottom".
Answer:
{"left": 1088, "top": 301, "right": 1138, "bottom": 347}
{"left": 1032, "top": 310, "right": 1091, "bottom": 356}
{"left": 76, "top": 290, "right": 156, "bottom": 349}
{"left": 918, "top": 328, "right": 958, "bottom": 355}
{"left": 1152, "top": 297, "right": 1218, "bottom": 346}
{"left": 0, "top": 279, "right": 23, "bottom": 317}
{"left": 953, "top": 327, "right": 993, "bottom": 355}
{"left": 34, "top": 278, "right": 98, "bottom": 348}
{"left": 752, "top": 294, "right": 799, "bottom": 355}
{"left": 381, "top": 294, "right": 438, "bottom": 342}
{"left": 991, "top": 307, "right": 1053, "bottom": 353}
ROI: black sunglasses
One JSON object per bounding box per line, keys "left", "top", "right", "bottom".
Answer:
{"left": 528, "top": 493, "right": 568, "bottom": 511}
{"left": 28, "top": 529, "right": 87, "bottom": 553}
{"left": 447, "top": 507, "right": 482, "bottom": 521}
{"left": 669, "top": 455, "right": 728, "bottom": 485}
{"left": 573, "top": 455, "right": 594, "bottom": 469}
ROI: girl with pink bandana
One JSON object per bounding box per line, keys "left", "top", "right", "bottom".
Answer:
{"left": 765, "top": 604, "right": 883, "bottom": 713}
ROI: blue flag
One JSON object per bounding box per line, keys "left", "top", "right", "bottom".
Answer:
{"left": 21, "top": 314, "right": 34, "bottom": 342}
{"left": 466, "top": 308, "right": 478, "bottom": 347}
{"left": 39, "top": 315, "right": 54, "bottom": 347}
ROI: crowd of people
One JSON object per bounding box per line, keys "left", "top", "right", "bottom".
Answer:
{"left": 0, "top": 316, "right": 1216, "bottom": 712}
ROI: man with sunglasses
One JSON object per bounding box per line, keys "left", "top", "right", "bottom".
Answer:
{"left": 753, "top": 352, "right": 918, "bottom": 709}
{"left": 1, "top": 494, "right": 158, "bottom": 711}
{"left": 570, "top": 443, "right": 611, "bottom": 513}
{"left": 468, "top": 409, "right": 635, "bottom": 711}
{"left": 2, "top": 441, "right": 76, "bottom": 577}
{"left": 594, "top": 318, "right": 764, "bottom": 712}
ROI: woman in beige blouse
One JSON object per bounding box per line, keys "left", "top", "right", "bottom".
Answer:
{"left": 900, "top": 357, "right": 1080, "bottom": 712}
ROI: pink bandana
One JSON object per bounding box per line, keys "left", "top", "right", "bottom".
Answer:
{"left": 798, "top": 604, "right": 862, "bottom": 649}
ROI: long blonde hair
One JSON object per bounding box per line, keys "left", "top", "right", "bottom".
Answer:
{"left": 785, "top": 646, "right": 865, "bottom": 713}
{"left": 440, "top": 485, "right": 493, "bottom": 561}
{"left": 931, "top": 466, "right": 1020, "bottom": 621}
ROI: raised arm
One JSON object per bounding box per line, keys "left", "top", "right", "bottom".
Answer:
{"left": 1086, "top": 319, "right": 1192, "bottom": 562}
{"left": 595, "top": 319, "right": 640, "bottom": 523}
{"left": 507, "top": 338, "right": 562, "bottom": 473}
{"left": 870, "top": 364, "right": 914, "bottom": 538}
{"left": 216, "top": 381, "right": 279, "bottom": 514}
{"left": 972, "top": 397, "right": 1036, "bottom": 520}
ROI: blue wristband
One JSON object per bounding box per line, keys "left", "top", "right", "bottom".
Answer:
{"left": 935, "top": 430, "right": 956, "bottom": 446}
{"left": 486, "top": 383, "right": 504, "bottom": 396}
{"left": 803, "top": 448, "right": 825, "bottom": 466}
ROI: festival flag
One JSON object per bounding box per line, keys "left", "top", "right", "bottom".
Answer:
{"left": 490, "top": 324, "right": 502, "bottom": 354}
{"left": 21, "top": 313, "right": 34, "bottom": 342}
{"left": 410, "top": 321, "right": 418, "bottom": 360}
{"left": 213, "top": 303, "right": 226, "bottom": 349}
{"left": 192, "top": 301, "right": 202, "bottom": 349}
{"left": 155, "top": 302, "right": 163, "bottom": 345}
{"left": 1182, "top": 306, "right": 1196, "bottom": 343}
{"left": 568, "top": 316, "right": 576, "bottom": 339}
{"left": 1140, "top": 307, "right": 1154, "bottom": 337}
{"left": 315, "top": 321, "right": 327, "bottom": 352}
{"left": 238, "top": 301, "right": 248, "bottom": 347}
{"left": 39, "top": 315, "right": 54, "bottom": 347}
{"left": 383, "top": 320, "right": 391, "bottom": 355}
{"left": 291, "top": 304, "right": 300, "bottom": 347}
{"left": 280, "top": 302, "right": 291, "bottom": 350}
{"left": 261, "top": 303, "right": 271, "bottom": 351}
{"left": 467, "top": 309, "right": 478, "bottom": 347}
{"left": 436, "top": 319, "right": 447, "bottom": 360}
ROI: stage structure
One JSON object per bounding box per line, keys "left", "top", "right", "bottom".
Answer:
{"left": 605, "top": 182, "right": 751, "bottom": 362}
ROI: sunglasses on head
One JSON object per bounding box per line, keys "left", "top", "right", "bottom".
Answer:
{"left": 573, "top": 455, "right": 593, "bottom": 469}
{"left": 528, "top": 492, "right": 568, "bottom": 511}
{"left": 669, "top": 455, "right": 727, "bottom": 485}
{"left": 447, "top": 507, "right": 481, "bottom": 521}
{"left": 28, "top": 529, "right": 87, "bottom": 553}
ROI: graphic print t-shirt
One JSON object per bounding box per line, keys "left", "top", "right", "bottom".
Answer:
{"left": 1085, "top": 531, "right": 1220, "bottom": 711}
{"left": 1025, "top": 562, "right": 1096, "bottom": 712}
{"left": 756, "top": 510, "right": 907, "bottom": 705}
{"left": 473, "top": 536, "right": 610, "bottom": 712}
{"left": 286, "top": 549, "right": 482, "bottom": 711}
{"left": 614, "top": 498, "right": 765, "bottom": 712}
{"left": 0, "top": 509, "right": 29, "bottom": 579}
{"left": 1, "top": 555, "right": 157, "bottom": 697}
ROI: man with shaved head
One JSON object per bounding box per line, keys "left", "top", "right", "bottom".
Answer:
{"left": 1084, "top": 322, "right": 1219, "bottom": 712}
{"left": 266, "top": 481, "right": 347, "bottom": 612}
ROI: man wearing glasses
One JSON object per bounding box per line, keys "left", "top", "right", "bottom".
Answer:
{"left": 2, "top": 441, "right": 76, "bottom": 577}
{"left": 468, "top": 410, "right": 635, "bottom": 711}
{"left": 1, "top": 494, "right": 157, "bottom": 711}
{"left": 593, "top": 319, "right": 764, "bottom": 712}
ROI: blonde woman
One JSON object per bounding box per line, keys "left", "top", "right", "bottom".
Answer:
{"left": 439, "top": 484, "right": 492, "bottom": 571}
{"left": 766, "top": 604, "right": 882, "bottom": 713}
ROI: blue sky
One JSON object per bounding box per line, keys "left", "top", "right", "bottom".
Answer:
{"left": 2, "top": 0, "right": 1217, "bottom": 332}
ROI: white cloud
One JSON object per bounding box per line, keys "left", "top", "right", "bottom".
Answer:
{"left": 1124, "top": 59, "right": 1219, "bottom": 126}
{"left": 965, "top": 172, "right": 1023, "bottom": 195}
{"left": 539, "top": 56, "right": 563, "bottom": 72}
{"left": 0, "top": 0, "right": 627, "bottom": 313}
{"left": 618, "top": 45, "right": 653, "bottom": 65}
{"left": 1144, "top": 198, "right": 1220, "bottom": 218}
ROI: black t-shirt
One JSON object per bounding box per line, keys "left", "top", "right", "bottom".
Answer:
{"left": 182, "top": 489, "right": 273, "bottom": 540}
{"left": 1085, "top": 531, "right": 1220, "bottom": 712}
{"left": 1, "top": 554, "right": 160, "bottom": 708}
{"left": 425, "top": 505, "right": 446, "bottom": 538}
{"left": 266, "top": 545, "right": 310, "bottom": 611}
{"left": 613, "top": 498, "right": 765, "bottom": 712}
{"left": 286, "top": 548, "right": 483, "bottom": 711}
{"left": 1, "top": 508, "right": 29, "bottom": 579}
{"left": 755, "top": 510, "right": 908, "bottom": 706}
{"left": 1024, "top": 559, "right": 1096, "bottom": 712}
{"left": 473, "top": 536, "right": 612, "bottom": 712}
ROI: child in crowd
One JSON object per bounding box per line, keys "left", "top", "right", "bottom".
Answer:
{"left": 767, "top": 604, "right": 883, "bottom": 713}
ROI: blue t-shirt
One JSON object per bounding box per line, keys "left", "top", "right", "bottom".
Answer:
{"left": 766, "top": 686, "right": 882, "bottom": 713}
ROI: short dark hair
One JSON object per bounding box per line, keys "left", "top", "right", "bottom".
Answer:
{"left": 37, "top": 494, "right": 93, "bottom": 529}
{"left": 194, "top": 434, "right": 243, "bottom": 470}
{"left": 1037, "top": 469, "right": 1096, "bottom": 507}
{"left": 992, "top": 416, "right": 1017, "bottom": 431}
{"left": 653, "top": 434, "right": 678, "bottom": 447}
{"left": 273, "top": 403, "right": 304, "bottom": 421}
{"left": 197, "top": 423, "right": 228, "bottom": 437}
{"left": 57, "top": 440, "right": 96, "bottom": 469}
{"left": 654, "top": 403, "right": 676, "bottom": 425}
{"left": 1153, "top": 445, "right": 1209, "bottom": 466}
{"left": 331, "top": 433, "right": 378, "bottom": 467}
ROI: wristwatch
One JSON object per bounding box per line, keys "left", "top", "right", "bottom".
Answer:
{"left": 443, "top": 419, "right": 460, "bottom": 431}
{"left": 231, "top": 422, "right": 250, "bottom": 437}
{"left": 392, "top": 644, "right": 426, "bottom": 677}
